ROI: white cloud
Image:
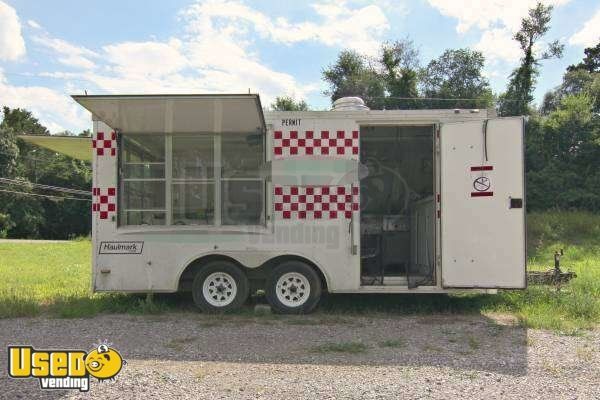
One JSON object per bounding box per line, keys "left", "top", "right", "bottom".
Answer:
{"left": 569, "top": 7, "right": 600, "bottom": 47}
{"left": 183, "top": 0, "right": 389, "bottom": 56}
{"left": 0, "top": 69, "right": 89, "bottom": 133}
{"left": 474, "top": 28, "right": 521, "bottom": 63}
{"left": 27, "top": 19, "right": 41, "bottom": 29}
{"left": 427, "top": 0, "right": 571, "bottom": 34}
{"left": 102, "top": 39, "right": 188, "bottom": 77}
{"left": 32, "top": 35, "right": 99, "bottom": 69}
{"left": 0, "top": 1, "right": 26, "bottom": 61}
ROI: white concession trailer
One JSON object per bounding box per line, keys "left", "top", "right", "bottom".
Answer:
{"left": 71, "top": 94, "right": 526, "bottom": 313}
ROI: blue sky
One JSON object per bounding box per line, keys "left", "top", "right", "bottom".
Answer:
{"left": 0, "top": 0, "right": 599, "bottom": 133}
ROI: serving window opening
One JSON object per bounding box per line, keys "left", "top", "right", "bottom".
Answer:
{"left": 119, "top": 132, "right": 266, "bottom": 227}
{"left": 359, "top": 125, "right": 436, "bottom": 287}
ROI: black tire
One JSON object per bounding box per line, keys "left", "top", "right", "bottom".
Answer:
{"left": 266, "top": 261, "right": 322, "bottom": 314}
{"left": 192, "top": 260, "right": 249, "bottom": 313}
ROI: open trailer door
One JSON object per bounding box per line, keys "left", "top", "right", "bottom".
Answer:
{"left": 440, "top": 117, "right": 526, "bottom": 289}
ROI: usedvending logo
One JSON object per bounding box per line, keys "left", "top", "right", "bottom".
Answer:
{"left": 8, "top": 341, "right": 126, "bottom": 392}
{"left": 99, "top": 241, "right": 143, "bottom": 254}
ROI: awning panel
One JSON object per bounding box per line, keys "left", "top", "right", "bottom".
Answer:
{"left": 19, "top": 135, "right": 92, "bottom": 162}
{"left": 71, "top": 94, "right": 266, "bottom": 134}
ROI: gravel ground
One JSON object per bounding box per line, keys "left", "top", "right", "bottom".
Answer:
{"left": 0, "top": 312, "right": 598, "bottom": 399}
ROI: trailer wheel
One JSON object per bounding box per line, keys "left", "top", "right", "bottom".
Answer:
{"left": 192, "top": 261, "right": 249, "bottom": 313}
{"left": 266, "top": 261, "right": 322, "bottom": 314}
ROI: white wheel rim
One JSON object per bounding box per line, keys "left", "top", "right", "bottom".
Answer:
{"left": 202, "top": 272, "right": 237, "bottom": 307}
{"left": 276, "top": 272, "right": 310, "bottom": 308}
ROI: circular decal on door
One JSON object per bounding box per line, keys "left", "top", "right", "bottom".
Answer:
{"left": 473, "top": 176, "right": 491, "bottom": 192}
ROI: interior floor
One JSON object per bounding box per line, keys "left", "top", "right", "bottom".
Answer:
{"left": 359, "top": 125, "right": 436, "bottom": 287}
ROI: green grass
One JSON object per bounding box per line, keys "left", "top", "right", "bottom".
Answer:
{"left": 312, "top": 341, "right": 368, "bottom": 354}
{"left": 0, "top": 240, "right": 190, "bottom": 318}
{"left": 0, "top": 211, "right": 599, "bottom": 332}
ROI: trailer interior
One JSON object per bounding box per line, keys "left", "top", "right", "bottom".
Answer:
{"left": 359, "top": 125, "right": 435, "bottom": 288}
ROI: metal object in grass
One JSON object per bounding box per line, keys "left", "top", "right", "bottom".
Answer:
{"left": 527, "top": 249, "right": 577, "bottom": 287}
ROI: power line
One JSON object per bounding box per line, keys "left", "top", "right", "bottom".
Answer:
{"left": 0, "top": 177, "right": 91, "bottom": 196}
{"left": 0, "top": 188, "right": 92, "bottom": 202}
{"left": 374, "top": 96, "right": 527, "bottom": 102}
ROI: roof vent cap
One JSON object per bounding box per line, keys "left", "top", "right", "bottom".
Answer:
{"left": 332, "top": 97, "right": 369, "bottom": 111}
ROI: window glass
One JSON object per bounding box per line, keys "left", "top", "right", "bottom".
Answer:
{"left": 222, "top": 180, "right": 263, "bottom": 225}
{"left": 123, "top": 164, "right": 165, "bottom": 179}
{"left": 119, "top": 132, "right": 265, "bottom": 227}
{"left": 122, "top": 181, "right": 166, "bottom": 210}
{"left": 172, "top": 183, "right": 215, "bottom": 225}
{"left": 122, "top": 135, "right": 165, "bottom": 163}
{"left": 122, "top": 211, "right": 166, "bottom": 226}
{"left": 221, "top": 133, "right": 263, "bottom": 178}
{"left": 172, "top": 136, "right": 214, "bottom": 179}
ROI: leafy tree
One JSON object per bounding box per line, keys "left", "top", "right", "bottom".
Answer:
{"left": 0, "top": 105, "right": 92, "bottom": 239}
{"left": 0, "top": 127, "right": 19, "bottom": 177}
{"left": 35, "top": 155, "right": 92, "bottom": 239}
{"left": 1, "top": 184, "right": 45, "bottom": 238}
{"left": 540, "top": 69, "right": 599, "bottom": 114}
{"left": 540, "top": 51, "right": 600, "bottom": 115}
{"left": 380, "top": 39, "right": 421, "bottom": 109}
{"left": 526, "top": 94, "right": 600, "bottom": 211}
{"left": 567, "top": 42, "right": 600, "bottom": 73}
{"left": 271, "top": 96, "right": 309, "bottom": 111}
{"left": 499, "top": 3, "right": 563, "bottom": 116}
{"left": 0, "top": 126, "right": 20, "bottom": 237}
{"left": 1, "top": 107, "right": 49, "bottom": 135}
{"left": 420, "top": 48, "right": 493, "bottom": 108}
{"left": 322, "top": 50, "right": 386, "bottom": 109}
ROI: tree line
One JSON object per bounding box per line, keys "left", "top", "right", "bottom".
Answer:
{"left": 0, "top": 3, "right": 599, "bottom": 239}
{"left": 0, "top": 108, "right": 92, "bottom": 238}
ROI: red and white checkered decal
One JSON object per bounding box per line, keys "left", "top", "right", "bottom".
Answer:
{"left": 274, "top": 185, "right": 359, "bottom": 219}
{"left": 92, "top": 131, "right": 117, "bottom": 156}
{"left": 92, "top": 187, "right": 116, "bottom": 220}
{"left": 273, "top": 130, "right": 358, "bottom": 159}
